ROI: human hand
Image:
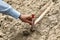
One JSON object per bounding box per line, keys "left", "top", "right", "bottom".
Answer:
{"left": 19, "top": 14, "right": 34, "bottom": 25}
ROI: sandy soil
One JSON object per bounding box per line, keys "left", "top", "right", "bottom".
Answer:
{"left": 0, "top": 0, "right": 60, "bottom": 40}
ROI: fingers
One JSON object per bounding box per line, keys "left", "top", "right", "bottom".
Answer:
{"left": 25, "top": 19, "right": 33, "bottom": 25}
{"left": 27, "top": 15, "right": 32, "bottom": 21}
{"left": 27, "top": 14, "right": 35, "bottom": 21}
{"left": 26, "top": 14, "right": 35, "bottom": 25}
{"left": 19, "top": 14, "right": 34, "bottom": 25}
{"left": 21, "top": 18, "right": 32, "bottom": 25}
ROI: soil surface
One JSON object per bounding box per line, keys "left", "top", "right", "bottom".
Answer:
{"left": 0, "top": 0, "right": 60, "bottom": 40}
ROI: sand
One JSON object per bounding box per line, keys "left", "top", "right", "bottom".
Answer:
{"left": 0, "top": 0, "right": 60, "bottom": 40}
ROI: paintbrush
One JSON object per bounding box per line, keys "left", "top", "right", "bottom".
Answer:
{"left": 30, "top": 14, "right": 36, "bottom": 32}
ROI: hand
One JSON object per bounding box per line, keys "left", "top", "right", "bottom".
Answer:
{"left": 19, "top": 14, "right": 33, "bottom": 25}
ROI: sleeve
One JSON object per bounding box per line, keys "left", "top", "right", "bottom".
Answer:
{"left": 0, "top": 1, "right": 20, "bottom": 19}
{"left": 0, "top": 0, "right": 2, "bottom": 1}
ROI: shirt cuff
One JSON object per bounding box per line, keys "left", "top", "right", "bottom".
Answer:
{"left": 5, "top": 8, "right": 20, "bottom": 19}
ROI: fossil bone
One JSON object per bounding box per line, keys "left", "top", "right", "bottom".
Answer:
{"left": 34, "top": 2, "right": 54, "bottom": 25}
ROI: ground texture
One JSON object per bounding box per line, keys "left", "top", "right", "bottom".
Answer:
{"left": 0, "top": 0, "right": 60, "bottom": 40}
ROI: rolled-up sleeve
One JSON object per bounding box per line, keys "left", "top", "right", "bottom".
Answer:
{"left": 0, "top": 0, "right": 20, "bottom": 19}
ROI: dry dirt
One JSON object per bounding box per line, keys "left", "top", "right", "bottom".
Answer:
{"left": 0, "top": 0, "right": 60, "bottom": 40}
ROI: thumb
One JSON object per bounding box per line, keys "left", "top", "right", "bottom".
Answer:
{"left": 27, "top": 14, "right": 35, "bottom": 21}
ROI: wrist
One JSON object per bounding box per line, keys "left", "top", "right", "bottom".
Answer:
{"left": 19, "top": 14, "right": 23, "bottom": 20}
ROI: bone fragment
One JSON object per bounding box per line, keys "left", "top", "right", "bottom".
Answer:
{"left": 34, "top": 2, "right": 54, "bottom": 25}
